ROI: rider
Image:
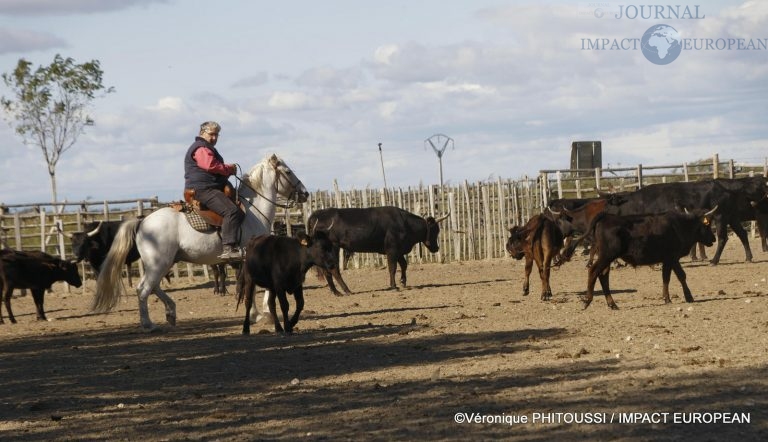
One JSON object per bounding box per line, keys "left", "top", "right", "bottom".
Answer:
{"left": 183, "top": 121, "right": 245, "bottom": 260}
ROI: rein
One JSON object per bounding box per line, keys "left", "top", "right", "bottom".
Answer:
{"left": 233, "top": 162, "right": 300, "bottom": 212}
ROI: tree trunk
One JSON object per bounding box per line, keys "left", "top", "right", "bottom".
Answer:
{"left": 49, "top": 170, "right": 58, "bottom": 203}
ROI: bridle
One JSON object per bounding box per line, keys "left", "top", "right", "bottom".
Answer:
{"left": 234, "top": 161, "right": 304, "bottom": 212}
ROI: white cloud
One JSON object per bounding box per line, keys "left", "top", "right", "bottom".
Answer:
{"left": 147, "top": 96, "right": 183, "bottom": 112}
{"left": 1, "top": 1, "right": 766, "bottom": 205}
{"left": 374, "top": 44, "right": 399, "bottom": 65}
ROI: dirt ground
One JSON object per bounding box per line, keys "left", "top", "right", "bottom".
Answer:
{"left": 1, "top": 235, "right": 767, "bottom": 441}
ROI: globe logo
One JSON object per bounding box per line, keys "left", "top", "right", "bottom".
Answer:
{"left": 641, "top": 24, "right": 682, "bottom": 65}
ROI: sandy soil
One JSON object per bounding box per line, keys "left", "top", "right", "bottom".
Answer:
{"left": 1, "top": 235, "right": 767, "bottom": 441}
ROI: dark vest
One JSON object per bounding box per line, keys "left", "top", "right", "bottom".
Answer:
{"left": 184, "top": 137, "right": 229, "bottom": 191}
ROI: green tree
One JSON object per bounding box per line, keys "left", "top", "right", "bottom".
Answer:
{"left": 1, "top": 54, "right": 114, "bottom": 203}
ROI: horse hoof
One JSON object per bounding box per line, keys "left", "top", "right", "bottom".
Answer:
{"left": 609, "top": 304, "right": 619, "bottom": 310}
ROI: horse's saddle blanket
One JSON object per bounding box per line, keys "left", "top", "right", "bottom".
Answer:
{"left": 170, "top": 187, "right": 245, "bottom": 233}
{"left": 170, "top": 201, "right": 217, "bottom": 233}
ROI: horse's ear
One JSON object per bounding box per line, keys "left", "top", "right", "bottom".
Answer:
{"left": 269, "top": 153, "right": 279, "bottom": 166}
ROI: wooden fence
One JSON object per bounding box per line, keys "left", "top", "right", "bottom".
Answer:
{"left": 2, "top": 154, "right": 766, "bottom": 284}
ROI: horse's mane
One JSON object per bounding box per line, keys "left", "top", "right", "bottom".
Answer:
{"left": 241, "top": 154, "right": 279, "bottom": 191}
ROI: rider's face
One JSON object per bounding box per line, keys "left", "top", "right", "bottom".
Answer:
{"left": 200, "top": 130, "right": 219, "bottom": 145}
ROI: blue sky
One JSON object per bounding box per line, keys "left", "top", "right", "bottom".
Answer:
{"left": 0, "top": 0, "right": 766, "bottom": 204}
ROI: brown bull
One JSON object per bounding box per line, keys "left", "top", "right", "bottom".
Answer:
{"left": 506, "top": 214, "right": 564, "bottom": 301}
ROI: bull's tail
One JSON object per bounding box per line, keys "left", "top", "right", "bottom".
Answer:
{"left": 92, "top": 218, "right": 140, "bottom": 313}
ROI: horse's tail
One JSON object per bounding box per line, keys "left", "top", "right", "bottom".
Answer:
{"left": 92, "top": 218, "right": 141, "bottom": 313}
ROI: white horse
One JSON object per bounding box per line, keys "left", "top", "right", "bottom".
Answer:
{"left": 92, "top": 153, "right": 308, "bottom": 330}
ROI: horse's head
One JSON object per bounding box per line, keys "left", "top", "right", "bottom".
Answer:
{"left": 243, "top": 154, "right": 309, "bottom": 206}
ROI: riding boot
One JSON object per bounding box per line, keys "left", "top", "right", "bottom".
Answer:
{"left": 218, "top": 244, "right": 244, "bottom": 260}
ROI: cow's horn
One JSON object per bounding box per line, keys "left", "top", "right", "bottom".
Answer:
{"left": 325, "top": 220, "right": 334, "bottom": 231}
{"left": 704, "top": 205, "right": 719, "bottom": 217}
{"left": 310, "top": 219, "right": 319, "bottom": 235}
{"left": 56, "top": 224, "right": 74, "bottom": 239}
{"left": 86, "top": 221, "right": 103, "bottom": 237}
{"left": 546, "top": 207, "right": 561, "bottom": 216}
{"left": 435, "top": 213, "right": 450, "bottom": 223}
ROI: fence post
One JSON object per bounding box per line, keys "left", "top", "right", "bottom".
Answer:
{"left": 539, "top": 172, "right": 549, "bottom": 208}
{"left": 728, "top": 159, "right": 734, "bottom": 178}
{"left": 636, "top": 164, "right": 644, "bottom": 189}
{"left": 482, "top": 185, "right": 492, "bottom": 260}
{"left": 39, "top": 208, "right": 46, "bottom": 251}
{"left": 683, "top": 163, "right": 689, "bottom": 181}
{"left": 428, "top": 185, "right": 436, "bottom": 217}
{"left": 594, "top": 167, "right": 602, "bottom": 190}
{"left": 712, "top": 154, "right": 719, "bottom": 178}
{"left": 556, "top": 171, "right": 563, "bottom": 199}
{"left": 448, "top": 192, "right": 459, "bottom": 262}
{"left": 13, "top": 212, "right": 21, "bottom": 250}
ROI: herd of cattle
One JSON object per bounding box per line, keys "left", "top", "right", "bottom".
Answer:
{"left": 506, "top": 176, "right": 768, "bottom": 309}
{"left": 1, "top": 176, "right": 767, "bottom": 332}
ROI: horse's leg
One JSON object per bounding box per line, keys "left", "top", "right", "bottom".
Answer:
{"left": 255, "top": 289, "right": 275, "bottom": 326}
{"left": 135, "top": 267, "right": 176, "bottom": 330}
{"left": 152, "top": 286, "right": 177, "bottom": 327}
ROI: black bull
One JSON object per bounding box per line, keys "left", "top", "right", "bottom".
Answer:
{"left": 602, "top": 177, "right": 768, "bottom": 265}
{"left": 573, "top": 208, "right": 717, "bottom": 310}
{"left": 307, "top": 207, "right": 450, "bottom": 294}
{"left": 64, "top": 220, "right": 141, "bottom": 285}
{"left": 0, "top": 249, "right": 82, "bottom": 324}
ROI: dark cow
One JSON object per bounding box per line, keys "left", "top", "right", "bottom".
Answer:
{"left": 307, "top": 207, "right": 449, "bottom": 294}
{"left": 237, "top": 231, "right": 336, "bottom": 335}
{"left": 506, "top": 214, "right": 564, "bottom": 301}
{"left": 603, "top": 177, "right": 768, "bottom": 265}
{"left": 569, "top": 207, "right": 717, "bottom": 310}
{"left": 546, "top": 195, "right": 628, "bottom": 266}
{"left": 0, "top": 249, "right": 82, "bottom": 324}
{"left": 66, "top": 220, "right": 141, "bottom": 286}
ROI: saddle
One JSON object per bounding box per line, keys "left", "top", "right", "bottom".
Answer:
{"left": 178, "top": 184, "right": 242, "bottom": 228}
